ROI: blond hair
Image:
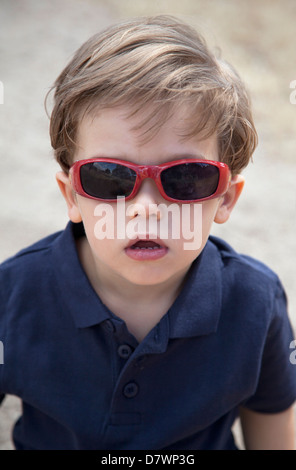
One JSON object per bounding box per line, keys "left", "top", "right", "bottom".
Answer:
{"left": 48, "top": 15, "right": 257, "bottom": 174}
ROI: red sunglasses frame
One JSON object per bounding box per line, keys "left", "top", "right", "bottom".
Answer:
{"left": 69, "top": 157, "right": 231, "bottom": 203}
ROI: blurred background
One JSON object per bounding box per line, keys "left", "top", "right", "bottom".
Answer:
{"left": 0, "top": 0, "right": 295, "bottom": 450}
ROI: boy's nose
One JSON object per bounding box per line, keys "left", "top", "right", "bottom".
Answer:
{"left": 127, "top": 178, "right": 164, "bottom": 219}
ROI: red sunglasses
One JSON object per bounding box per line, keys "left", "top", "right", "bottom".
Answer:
{"left": 70, "top": 157, "right": 231, "bottom": 203}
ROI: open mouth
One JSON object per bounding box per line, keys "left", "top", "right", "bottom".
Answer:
{"left": 125, "top": 239, "right": 168, "bottom": 260}
{"left": 130, "top": 240, "right": 162, "bottom": 250}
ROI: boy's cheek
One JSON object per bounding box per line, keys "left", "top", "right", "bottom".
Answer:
{"left": 76, "top": 197, "right": 100, "bottom": 223}
{"left": 201, "top": 199, "right": 222, "bottom": 230}
{"left": 79, "top": 200, "right": 121, "bottom": 247}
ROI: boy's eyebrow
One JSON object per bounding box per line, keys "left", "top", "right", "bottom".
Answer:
{"left": 84, "top": 153, "right": 208, "bottom": 162}
{"left": 166, "top": 153, "right": 208, "bottom": 161}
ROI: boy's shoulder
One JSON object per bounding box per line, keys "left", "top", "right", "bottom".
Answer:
{"left": 0, "top": 225, "right": 75, "bottom": 294}
{"left": 204, "top": 236, "right": 288, "bottom": 331}
{"left": 0, "top": 222, "right": 86, "bottom": 294}
{"left": 0, "top": 230, "right": 63, "bottom": 318}
{"left": 208, "top": 234, "right": 283, "bottom": 292}
{"left": 0, "top": 230, "right": 62, "bottom": 273}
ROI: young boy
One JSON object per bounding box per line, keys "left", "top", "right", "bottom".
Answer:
{"left": 0, "top": 15, "right": 295, "bottom": 450}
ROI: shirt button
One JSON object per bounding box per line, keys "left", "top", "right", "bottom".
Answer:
{"left": 118, "top": 344, "right": 133, "bottom": 359}
{"left": 104, "top": 320, "right": 115, "bottom": 333}
{"left": 123, "top": 382, "right": 139, "bottom": 398}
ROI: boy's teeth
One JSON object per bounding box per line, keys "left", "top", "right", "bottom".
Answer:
{"left": 131, "top": 241, "right": 161, "bottom": 250}
{"left": 135, "top": 246, "right": 157, "bottom": 249}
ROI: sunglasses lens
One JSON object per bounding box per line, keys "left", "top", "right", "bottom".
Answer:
{"left": 80, "top": 162, "right": 137, "bottom": 199}
{"left": 161, "top": 162, "right": 219, "bottom": 200}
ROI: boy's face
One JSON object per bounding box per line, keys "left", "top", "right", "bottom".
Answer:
{"left": 57, "top": 106, "right": 243, "bottom": 288}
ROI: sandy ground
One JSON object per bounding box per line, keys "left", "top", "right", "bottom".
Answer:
{"left": 0, "top": 0, "right": 295, "bottom": 450}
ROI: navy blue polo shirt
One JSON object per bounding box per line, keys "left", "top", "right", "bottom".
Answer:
{"left": 0, "top": 222, "right": 295, "bottom": 450}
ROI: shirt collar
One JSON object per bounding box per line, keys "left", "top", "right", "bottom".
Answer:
{"left": 52, "top": 221, "right": 112, "bottom": 328}
{"left": 52, "top": 222, "right": 222, "bottom": 336}
{"left": 167, "top": 239, "right": 222, "bottom": 338}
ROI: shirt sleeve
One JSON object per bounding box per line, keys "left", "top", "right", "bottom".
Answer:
{"left": 243, "top": 279, "right": 296, "bottom": 413}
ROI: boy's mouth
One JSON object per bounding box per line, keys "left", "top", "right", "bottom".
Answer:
{"left": 130, "top": 240, "right": 162, "bottom": 250}
{"left": 125, "top": 238, "right": 168, "bottom": 260}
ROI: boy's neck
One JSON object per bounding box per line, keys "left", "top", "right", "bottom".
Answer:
{"left": 76, "top": 237, "right": 189, "bottom": 342}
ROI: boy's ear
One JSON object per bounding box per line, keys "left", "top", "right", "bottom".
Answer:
{"left": 214, "top": 174, "right": 245, "bottom": 224}
{"left": 56, "top": 171, "right": 82, "bottom": 223}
